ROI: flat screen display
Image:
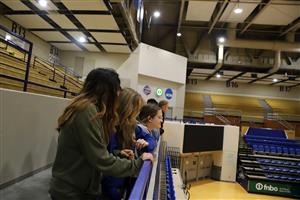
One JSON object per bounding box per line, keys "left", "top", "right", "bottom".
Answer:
{"left": 183, "top": 125, "right": 224, "bottom": 153}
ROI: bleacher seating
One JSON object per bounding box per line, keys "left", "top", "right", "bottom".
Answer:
{"left": 237, "top": 127, "right": 300, "bottom": 198}
{"left": 0, "top": 40, "right": 82, "bottom": 98}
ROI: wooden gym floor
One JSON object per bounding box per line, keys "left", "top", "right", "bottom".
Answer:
{"left": 189, "top": 179, "right": 293, "bottom": 200}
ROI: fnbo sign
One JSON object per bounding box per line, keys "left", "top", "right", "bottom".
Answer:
{"left": 255, "top": 183, "right": 278, "bottom": 192}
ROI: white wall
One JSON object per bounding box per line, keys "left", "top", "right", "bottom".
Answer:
{"left": 60, "top": 50, "right": 130, "bottom": 78}
{"left": 0, "top": 15, "right": 51, "bottom": 60}
{"left": 138, "top": 44, "right": 187, "bottom": 84}
{"left": 0, "top": 88, "right": 68, "bottom": 186}
{"left": 186, "top": 80, "right": 300, "bottom": 100}
{"left": 117, "top": 47, "right": 140, "bottom": 89}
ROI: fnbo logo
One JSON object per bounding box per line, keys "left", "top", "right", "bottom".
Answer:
{"left": 255, "top": 183, "right": 278, "bottom": 192}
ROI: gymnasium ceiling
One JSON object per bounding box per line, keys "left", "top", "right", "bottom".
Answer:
{"left": 0, "top": 0, "right": 299, "bottom": 87}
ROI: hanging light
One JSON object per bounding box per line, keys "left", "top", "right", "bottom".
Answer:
{"left": 234, "top": 0, "right": 243, "bottom": 14}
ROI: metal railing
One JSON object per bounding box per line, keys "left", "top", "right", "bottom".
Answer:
{"left": 0, "top": 24, "right": 80, "bottom": 98}
{"left": 266, "top": 113, "right": 296, "bottom": 130}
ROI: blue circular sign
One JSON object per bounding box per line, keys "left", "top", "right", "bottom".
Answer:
{"left": 143, "top": 85, "right": 151, "bottom": 96}
{"left": 165, "top": 88, "right": 173, "bottom": 100}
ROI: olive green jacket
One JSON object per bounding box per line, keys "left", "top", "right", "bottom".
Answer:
{"left": 49, "top": 104, "right": 143, "bottom": 200}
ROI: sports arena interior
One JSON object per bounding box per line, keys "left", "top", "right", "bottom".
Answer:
{"left": 0, "top": 0, "right": 299, "bottom": 199}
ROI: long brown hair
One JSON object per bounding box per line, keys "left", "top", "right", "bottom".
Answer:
{"left": 117, "top": 88, "right": 144, "bottom": 149}
{"left": 57, "top": 68, "right": 121, "bottom": 142}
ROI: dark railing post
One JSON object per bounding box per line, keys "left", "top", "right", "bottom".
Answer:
{"left": 23, "top": 42, "right": 33, "bottom": 92}
{"left": 32, "top": 56, "right": 36, "bottom": 68}
{"left": 64, "top": 91, "right": 67, "bottom": 98}
{"left": 52, "top": 63, "right": 56, "bottom": 81}
{"left": 62, "top": 67, "right": 67, "bottom": 88}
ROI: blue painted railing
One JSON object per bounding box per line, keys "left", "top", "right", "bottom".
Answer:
{"left": 128, "top": 160, "right": 152, "bottom": 200}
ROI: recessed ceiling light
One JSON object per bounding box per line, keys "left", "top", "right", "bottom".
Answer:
{"left": 153, "top": 11, "right": 160, "bottom": 18}
{"left": 234, "top": 7, "right": 243, "bottom": 14}
{"left": 177, "top": 32, "right": 182, "bottom": 37}
{"left": 273, "top": 78, "right": 278, "bottom": 82}
{"left": 39, "top": 0, "right": 48, "bottom": 7}
{"left": 218, "top": 37, "right": 225, "bottom": 43}
{"left": 216, "top": 74, "right": 221, "bottom": 78}
{"left": 5, "top": 34, "right": 11, "bottom": 41}
{"left": 78, "top": 37, "right": 86, "bottom": 43}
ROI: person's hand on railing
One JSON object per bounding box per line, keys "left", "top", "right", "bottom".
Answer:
{"left": 141, "top": 152, "right": 154, "bottom": 162}
{"left": 120, "top": 149, "right": 135, "bottom": 160}
{"left": 135, "top": 139, "right": 149, "bottom": 149}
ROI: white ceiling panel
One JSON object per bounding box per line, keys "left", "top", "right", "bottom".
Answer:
{"left": 32, "top": 31, "right": 69, "bottom": 41}
{"left": 83, "top": 44, "right": 101, "bottom": 52}
{"left": 186, "top": 1, "right": 217, "bottom": 21}
{"left": 188, "top": 76, "right": 207, "bottom": 80}
{"left": 68, "top": 31, "right": 86, "bottom": 41}
{"left": 255, "top": 81, "right": 272, "bottom": 85}
{"left": 243, "top": 73, "right": 269, "bottom": 78}
{"left": 48, "top": 14, "right": 76, "bottom": 29}
{"left": 75, "top": 15, "right": 119, "bottom": 30}
{"left": 102, "top": 45, "right": 131, "bottom": 53}
{"left": 51, "top": 43, "right": 81, "bottom": 51}
{"left": 253, "top": 4, "right": 300, "bottom": 25}
{"left": 220, "top": 1, "right": 259, "bottom": 22}
{"left": 278, "top": 82, "right": 296, "bottom": 86}
{"left": 90, "top": 32, "right": 126, "bottom": 43}
{"left": 29, "top": 0, "right": 58, "bottom": 10}
{"left": 222, "top": 70, "right": 242, "bottom": 76}
{"left": 210, "top": 77, "right": 228, "bottom": 81}
{"left": 192, "top": 68, "right": 215, "bottom": 74}
{"left": 6, "top": 15, "right": 52, "bottom": 29}
{"left": 61, "top": 0, "right": 108, "bottom": 11}
{"left": 0, "top": 0, "right": 30, "bottom": 10}
{"left": 235, "top": 79, "right": 253, "bottom": 83}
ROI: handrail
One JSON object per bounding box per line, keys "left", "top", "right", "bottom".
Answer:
{"left": 0, "top": 74, "right": 77, "bottom": 98}
{"left": 128, "top": 161, "right": 153, "bottom": 200}
{"left": 34, "top": 57, "right": 82, "bottom": 87}
{"left": 204, "top": 107, "right": 242, "bottom": 117}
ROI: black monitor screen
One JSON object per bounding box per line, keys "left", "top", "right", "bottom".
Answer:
{"left": 183, "top": 125, "right": 224, "bottom": 153}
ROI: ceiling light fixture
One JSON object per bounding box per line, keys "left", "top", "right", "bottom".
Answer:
{"left": 78, "top": 37, "right": 86, "bottom": 43}
{"left": 218, "top": 37, "right": 225, "bottom": 43}
{"left": 5, "top": 34, "right": 11, "bottom": 41}
{"left": 153, "top": 11, "right": 161, "bottom": 18}
{"left": 39, "top": 0, "right": 48, "bottom": 7}
{"left": 234, "top": 0, "right": 243, "bottom": 14}
{"left": 216, "top": 73, "right": 221, "bottom": 78}
{"left": 177, "top": 32, "right": 182, "bottom": 37}
{"left": 273, "top": 78, "right": 278, "bottom": 83}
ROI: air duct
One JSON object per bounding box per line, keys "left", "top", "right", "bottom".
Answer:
{"left": 268, "top": 50, "right": 281, "bottom": 74}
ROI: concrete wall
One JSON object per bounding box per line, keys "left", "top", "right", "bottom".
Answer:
{"left": 0, "top": 15, "right": 52, "bottom": 60}
{"left": 0, "top": 88, "right": 68, "bottom": 186}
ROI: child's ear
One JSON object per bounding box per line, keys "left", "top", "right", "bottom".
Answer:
{"left": 148, "top": 116, "right": 152, "bottom": 122}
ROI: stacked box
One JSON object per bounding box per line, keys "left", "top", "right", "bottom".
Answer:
{"left": 180, "top": 153, "right": 199, "bottom": 182}
{"left": 197, "top": 154, "right": 212, "bottom": 179}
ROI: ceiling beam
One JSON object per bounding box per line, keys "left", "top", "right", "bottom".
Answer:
{"left": 227, "top": 72, "right": 246, "bottom": 82}
{"left": 239, "top": 0, "right": 272, "bottom": 35}
{"left": 28, "top": 28, "right": 121, "bottom": 33}
{"left": 280, "top": 17, "right": 300, "bottom": 37}
{"left": 248, "top": 73, "right": 274, "bottom": 84}
{"left": 50, "top": 0, "right": 105, "bottom": 52}
{"left": 20, "top": 0, "right": 87, "bottom": 51}
{"left": 208, "top": 0, "right": 229, "bottom": 34}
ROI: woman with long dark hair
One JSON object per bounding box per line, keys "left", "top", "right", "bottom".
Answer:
{"left": 49, "top": 68, "right": 153, "bottom": 200}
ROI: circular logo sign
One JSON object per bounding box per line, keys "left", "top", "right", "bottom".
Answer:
{"left": 143, "top": 85, "right": 151, "bottom": 96}
{"left": 156, "top": 88, "right": 163, "bottom": 96}
{"left": 165, "top": 88, "right": 173, "bottom": 100}
{"left": 255, "top": 183, "right": 263, "bottom": 191}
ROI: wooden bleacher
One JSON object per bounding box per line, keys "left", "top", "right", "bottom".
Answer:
{"left": 0, "top": 40, "right": 82, "bottom": 98}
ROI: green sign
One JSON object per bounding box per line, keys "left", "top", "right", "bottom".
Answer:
{"left": 156, "top": 88, "right": 163, "bottom": 96}
{"left": 248, "top": 180, "right": 300, "bottom": 198}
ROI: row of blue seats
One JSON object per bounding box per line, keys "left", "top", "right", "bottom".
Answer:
{"left": 246, "top": 128, "right": 286, "bottom": 138}
{"left": 252, "top": 144, "right": 300, "bottom": 155}
{"left": 256, "top": 158, "right": 300, "bottom": 167}
{"left": 166, "top": 156, "right": 175, "bottom": 200}
{"left": 261, "top": 165, "right": 300, "bottom": 174}
{"left": 266, "top": 174, "right": 300, "bottom": 181}
{"left": 245, "top": 138, "right": 300, "bottom": 147}
{"left": 244, "top": 134, "right": 288, "bottom": 141}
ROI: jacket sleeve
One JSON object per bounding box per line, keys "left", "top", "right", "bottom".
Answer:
{"left": 74, "top": 105, "right": 142, "bottom": 177}
{"left": 135, "top": 126, "right": 157, "bottom": 152}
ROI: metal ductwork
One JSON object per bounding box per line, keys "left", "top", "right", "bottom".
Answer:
{"left": 223, "top": 39, "right": 300, "bottom": 53}
{"left": 215, "top": 44, "right": 224, "bottom": 71}
{"left": 268, "top": 50, "right": 281, "bottom": 74}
